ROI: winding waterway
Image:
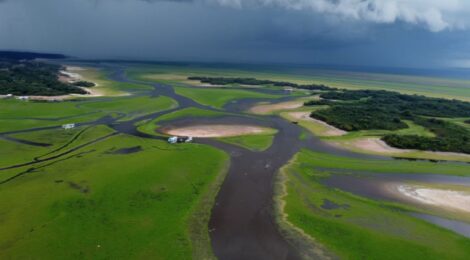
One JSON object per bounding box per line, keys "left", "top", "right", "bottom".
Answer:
{"left": 1, "top": 63, "right": 469, "bottom": 259}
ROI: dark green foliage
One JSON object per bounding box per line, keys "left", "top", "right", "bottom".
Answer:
{"left": 0, "top": 60, "right": 86, "bottom": 96}
{"left": 304, "top": 100, "right": 334, "bottom": 106}
{"left": 309, "top": 88, "right": 470, "bottom": 154}
{"left": 0, "top": 51, "right": 66, "bottom": 60}
{"left": 311, "top": 105, "right": 407, "bottom": 131}
{"left": 72, "top": 81, "right": 95, "bottom": 87}
{"left": 465, "top": 120, "right": 470, "bottom": 124}
{"left": 308, "top": 89, "right": 470, "bottom": 132}
{"left": 319, "top": 90, "right": 470, "bottom": 118}
{"left": 383, "top": 118, "right": 470, "bottom": 153}
{"left": 188, "top": 76, "right": 335, "bottom": 91}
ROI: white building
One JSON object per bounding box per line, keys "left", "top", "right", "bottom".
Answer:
{"left": 62, "top": 123, "right": 76, "bottom": 130}
{"left": 16, "top": 96, "right": 29, "bottom": 101}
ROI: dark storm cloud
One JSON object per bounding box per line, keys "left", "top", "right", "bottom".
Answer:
{"left": 0, "top": 0, "right": 469, "bottom": 68}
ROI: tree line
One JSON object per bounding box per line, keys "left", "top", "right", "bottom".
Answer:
{"left": 0, "top": 60, "right": 88, "bottom": 96}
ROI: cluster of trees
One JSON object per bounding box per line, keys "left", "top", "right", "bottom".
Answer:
{"left": 0, "top": 51, "right": 66, "bottom": 60}
{"left": 307, "top": 89, "right": 470, "bottom": 132}
{"left": 188, "top": 76, "right": 334, "bottom": 91}
{"left": 311, "top": 105, "right": 406, "bottom": 131}
{"left": 305, "top": 89, "right": 470, "bottom": 154}
{"left": 0, "top": 60, "right": 87, "bottom": 96}
{"left": 319, "top": 90, "right": 470, "bottom": 117}
{"left": 383, "top": 118, "right": 470, "bottom": 154}
{"left": 72, "top": 81, "right": 95, "bottom": 87}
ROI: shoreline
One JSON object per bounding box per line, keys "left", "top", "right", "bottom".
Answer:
{"left": 395, "top": 184, "right": 470, "bottom": 213}
{"left": 161, "top": 124, "right": 275, "bottom": 138}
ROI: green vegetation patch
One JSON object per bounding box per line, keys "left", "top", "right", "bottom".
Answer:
{"left": 277, "top": 150, "right": 470, "bottom": 259}
{"left": 0, "top": 134, "right": 228, "bottom": 259}
{"left": 306, "top": 89, "right": 470, "bottom": 154}
{"left": 383, "top": 118, "right": 470, "bottom": 154}
{"left": 80, "top": 95, "right": 178, "bottom": 121}
{"left": 218, "top": 129, "right": 277, "bottom": 151}
{"left": 174, "top": 86, "right": 281, "bottom": 108}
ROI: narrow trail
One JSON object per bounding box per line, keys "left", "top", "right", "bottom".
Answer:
{"left": 0, "top": 64, "right": 385, "bottom": 259}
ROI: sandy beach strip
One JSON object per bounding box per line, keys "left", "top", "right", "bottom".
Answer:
{"left": 162, "top": 124, "right": 273, "bottom": 138}
{"left": 346, "top": 137, "right": 410, "bottom": 153}
{"left": 250, "top": 101, "right": 304, "bottom": 115}
{"left": 288, "top": 111, "right": 347, "bottom": 136}
{"left": 397, "top": 185, "right": 470, "bottom": 213}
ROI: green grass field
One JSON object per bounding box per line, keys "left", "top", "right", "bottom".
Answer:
{"left": 0, "top": 131, "right": 228, "bottom": 259}
{"left": 276, "top": 150, "right": 470, "bottom": 259}
{"left": 174, "top": 86, "right": 281, "bottom": 108}
{"left": 0, "top": 71, "right": 232, "bottom": 258}
{"left": 218, "top": 128, "right": 277, "bottom": 151}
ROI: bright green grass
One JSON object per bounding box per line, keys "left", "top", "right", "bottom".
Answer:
{"left": 0, "top": 96, "right": 177, "bottom": 133}
{"left": 174, "top": 86, "right": 281, "bottom": 108}
{"left": 0, "top": 125, "right": 116, "bottom": 173}
{"left": 0, "top": 133, "right": 228, "bottom": 259}
{"left": 292, "top": 150, "right": 469, "bottom": 175}
{"left": 276, "top": 150, "right": 470, "bottom": 259}
{"left": 0, "top": 99, "right": 93, "bottom": 119}
{"left": 155, "top": 107, "right": 230, "bottom": 122}
{"left": 218, "top": 129, "right": 277, "bottom": 152}
{"left": 128, "top": 64, "right": 470, "bottom": 101}
{"left": 79, "top": 96, "right": 178, "bottom": 121}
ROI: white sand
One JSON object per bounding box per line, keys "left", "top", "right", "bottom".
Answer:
{"left": 336, "top": 137, "right": 470, "bottom": 161}
{"left": 59, "top": 70, "right": 82, "bottom": 83}
{"left": 250, "top": 101, "right": 304, "bottom": 115}
{"left": 349, "top": 137, "right": 410, "bottom": 153}
{"left": 163, "top": 125, "right": 271, "bottom": 138}
{"left": 65, "top": 66, "right": 86, "bottom": 71}
{"left": 288, "top": 112, "right": 347, "bottom": 136}
{"left": 397, "top": 185, "right": 470, "bottom": 213}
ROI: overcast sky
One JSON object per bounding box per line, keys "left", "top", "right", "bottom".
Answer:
{"left": 1, "top": 0, "right": 470, "bottom": 68}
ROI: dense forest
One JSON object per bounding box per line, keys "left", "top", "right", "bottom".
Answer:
{"left": 0, "top": 51, "right": 66, "bottom": 60}
{"left": 0, "top": 60, "right": 87, "bottom": 96}
{"left": 188, "top": 76, "right": 334, "bottom": 91}
{"left": 308, "top": 89, "right": 470, "bottom": 153}
{"left": 383, "top": 118, "right": 470, "bottom": 154}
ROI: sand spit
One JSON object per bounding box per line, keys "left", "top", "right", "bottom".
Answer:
{"left": 250, "top": 101, "right": 304, "bottom": 115}
{"left": 288, "top": 112, "right": 347, "bottom": 136}
{"left": 397, "top": 185, "right": 470, "bottom": 213}
{"left": 163, "top": 124, "right": 272, "bottom": 138}
{"left": 15, "top": 66, "right": 102, "bottom": 101}
{"left": 349, "top": 137, "right": 409, "bottom": 153}
{"left": 336, "top": 137, "right": 470, "bottom": 161}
